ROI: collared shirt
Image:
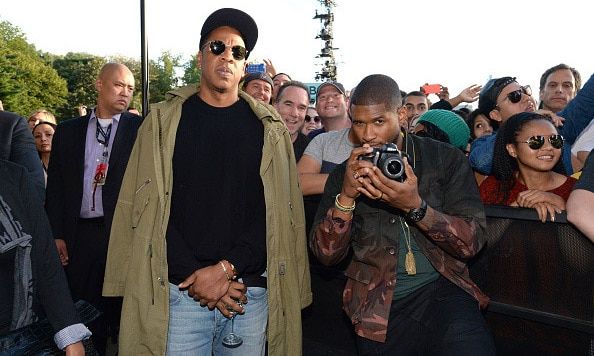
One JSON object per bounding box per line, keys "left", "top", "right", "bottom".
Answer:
{"left": 80, "top": 109, "right": 121, "bottom": 218}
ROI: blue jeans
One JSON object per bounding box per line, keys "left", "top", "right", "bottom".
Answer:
{"left": 166, "top": 283, "right": 267, "bottom": 356}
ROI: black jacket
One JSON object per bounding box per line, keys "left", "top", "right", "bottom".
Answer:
{"left": 0, "top": 160, "right": 79, "bottom": 334}
{"left": 0, "top": 111, "right": 45, "bottom": 199}
{"left": 45, "top": 112, "right": 142, "bottom": 244}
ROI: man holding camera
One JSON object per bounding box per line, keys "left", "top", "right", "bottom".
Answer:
{"left": 310, "top": 74, "right": 495, "bottom": 355}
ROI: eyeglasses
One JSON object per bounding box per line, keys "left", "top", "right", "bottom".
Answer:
{"left": 518, "top": 134, "right": 564, "bottom": 150}
{"left": 203, "top": 40, "right": 248, "bottom": 61}
{"left": 305, "top": 115, "right": 320, "bottom": 123}
{"left": 497, "top": 85, "right": 532, "bottom": 106}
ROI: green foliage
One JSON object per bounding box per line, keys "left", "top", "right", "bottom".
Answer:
{"left": 182, "top": 54, "right": 201, "bottom": 85}
{"left": 52, "top": 53, "right": 106, "bottom": 118}
{"left": 149, "top": 51, "right": 181, "bottom": 103}
{"left": 0, "top": 20, "right": 67, "bottom": 117}
{"left": 0, "top": 19, "right": 205, "bottom": 117}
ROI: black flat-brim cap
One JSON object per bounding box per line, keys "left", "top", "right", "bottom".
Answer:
{"left": 200, "top": 8, "right": 258, "bottom": 54}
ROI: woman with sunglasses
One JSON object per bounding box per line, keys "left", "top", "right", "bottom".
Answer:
{"left": 480, "top": 112, "right": 577, "bottom": 222}
{"left": 301, "top": 107, "right": 322, "bottom": 136}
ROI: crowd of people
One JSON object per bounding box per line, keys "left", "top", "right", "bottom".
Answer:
{"left": 1, "top": 6, "right": 593, "bottom": 356}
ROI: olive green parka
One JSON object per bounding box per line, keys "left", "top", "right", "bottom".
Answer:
{"left": 103, "top": 85, "right": 312, "bottom": 355}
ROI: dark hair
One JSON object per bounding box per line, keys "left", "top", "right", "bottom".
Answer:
{"left": 415, "top": 121, "right": 450, "bottom": 144}
{"left": 452, "top": 109, "right": 469, "bottom": 121}
{"left": 466, "top": 108, "right": 499, "bottom": 140}
{"left": 350, "top": 74, "right": 402, "bottom": 111}
{"left": 539, "top": 63, "right": 582, "bottom": 92}
{"left": 272, "top": 72, "right": 292, "bottom": 82}
{"left": 275, "top": 80, "right": 309, "bottom": 104}
{"left": 492, "top": 112, "right": 564, "bottom": 203}
{"left": 404, "top": 91, "right": 427, "bottom": 101}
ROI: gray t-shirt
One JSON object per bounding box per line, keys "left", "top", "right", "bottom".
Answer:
{"left": 303, "top": 128, "right": 354, "bottom": 173}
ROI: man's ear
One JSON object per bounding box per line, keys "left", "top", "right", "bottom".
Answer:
{"left": 489, "top": 109, "right": 502, "bottom": 123}
{"left": 506, "top": 143, "right": 517, "bottom": 157}
{"left": 95, "top": 79, "right": 102, "bottom": 92}
{"left": 397, "top": 106, "right": 408, "bottom": 121}
{"left": 196, "top": 51, "right": 202, "bottom": 70}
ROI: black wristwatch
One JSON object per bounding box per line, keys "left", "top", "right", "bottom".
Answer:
{"left": 405, "top": 199, "right": 427, "bottom": 222}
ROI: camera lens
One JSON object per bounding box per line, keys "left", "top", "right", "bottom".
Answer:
{"left": 382, "top": 157, "right": 404, "bottom": 180}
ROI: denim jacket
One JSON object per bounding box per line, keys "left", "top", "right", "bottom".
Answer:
{"left": 310, "top": 135, "right": 488, "bottom": 343}
{"left": 470, "top": 73, "right": 594, "bottom": 175}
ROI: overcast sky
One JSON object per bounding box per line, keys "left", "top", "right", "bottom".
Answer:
{"left": 3, "top": 0, "right": 592, "bottom": 105}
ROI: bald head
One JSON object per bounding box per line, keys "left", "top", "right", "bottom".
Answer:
{"left": 98, "top": 63, "right": 133, "bottom": 81}
{"left": 95, "top": 63, "right": 135, "bottom": 117}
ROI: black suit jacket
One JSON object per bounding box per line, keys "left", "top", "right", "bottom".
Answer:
{"left": 0, "top": 111, "right": 45, "bottom": 198}
{"left": 45, "top": 112, "right": 142, "bottom": 246}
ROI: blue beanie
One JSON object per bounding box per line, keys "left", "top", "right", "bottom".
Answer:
{"left": 417, "top": 109, "right": 470, "bottom": 150}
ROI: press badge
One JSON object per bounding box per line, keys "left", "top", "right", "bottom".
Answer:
{"left": 93, "top": 148, "right": 109, "bottom": 186}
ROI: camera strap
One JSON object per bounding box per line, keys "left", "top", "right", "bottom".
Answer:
{"left": 404, "top": 133, "right": 416, "bottom": 170}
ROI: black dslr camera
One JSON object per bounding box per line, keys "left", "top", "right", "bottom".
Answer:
{"left": 358, "top": 143, "right": 408, "bottom": 182}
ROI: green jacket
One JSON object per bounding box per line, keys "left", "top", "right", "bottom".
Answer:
{"left": 103, "top": 85, "right": 312, "bottom": 355}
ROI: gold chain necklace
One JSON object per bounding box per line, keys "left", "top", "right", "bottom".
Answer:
{"left": 399, "top": 217, "right": 416, "bottom": 275}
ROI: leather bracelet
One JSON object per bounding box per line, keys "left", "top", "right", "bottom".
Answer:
{"left": 334, "top": 194, "right": 355, "bottom": 213}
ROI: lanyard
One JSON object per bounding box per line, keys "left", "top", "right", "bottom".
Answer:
{"left": 95, "top": 120, "right": 112, "bottom": 147}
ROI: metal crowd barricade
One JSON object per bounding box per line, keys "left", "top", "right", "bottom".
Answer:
{"left": 470, "top": 206, "right": 594, "bottom": 355}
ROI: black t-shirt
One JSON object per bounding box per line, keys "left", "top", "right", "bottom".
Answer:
{"left": 293, "top": 132, "right": 310, "bottom": 162}
{"left": 166, "top": 95, "right": 267, "bottom": 285}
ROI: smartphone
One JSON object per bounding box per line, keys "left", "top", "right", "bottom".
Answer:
{"left": 421, "top": 84, "right": 442, "bottom": 95}
{"left": 246, "top": 63, "right": 266, "bottom": 74}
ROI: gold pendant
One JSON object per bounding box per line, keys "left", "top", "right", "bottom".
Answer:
{"left": 405, "top": 250, "right": 416, "bottom": 275}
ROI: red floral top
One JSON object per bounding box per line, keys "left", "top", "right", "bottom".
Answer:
{"left": 480, "top": 176, "right": 577, "bottom": 205}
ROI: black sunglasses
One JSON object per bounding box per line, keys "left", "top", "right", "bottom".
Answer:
{"left": 518, "top": 134, "right": 564, "bottom": 150}
{"left": 305, "top": 115, "right": 320, "bottom": 123}
{"left": 498, "top": 85, "right": 532, "bottom": 106}
{"left": 203, "top": 40, "right": 248, "bottom": 61}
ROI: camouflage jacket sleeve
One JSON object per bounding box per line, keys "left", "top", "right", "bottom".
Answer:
{"left": 415, "top": 138, "right": 487, "bottom": 260}
{"left": 310, "top": 209, "right": 352, "bottom": 266}
{"left": 309, "top": 163, "right": 353, "bottom": 266}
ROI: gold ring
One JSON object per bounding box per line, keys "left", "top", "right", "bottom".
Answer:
{"left": 353, "top": 171, "right": 359, "bottom": 179}
{"left": 375, "top": 192, "right": 383, "bottom": 200}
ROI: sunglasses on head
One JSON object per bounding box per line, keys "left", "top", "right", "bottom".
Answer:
{"left": 305, "top": 115, "right": 320, "bottom": 123}
{"left": 518, "top": 134, "right": 564, "bottom": 150}
{"left": 203, "top": 40, "right": 248, "bottom": 61}
{"left": 498, "top": 85, "right": 532, "bottom": 105}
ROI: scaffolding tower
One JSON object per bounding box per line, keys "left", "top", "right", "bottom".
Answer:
{"left": 313, "top": 0, "right": 338, "bottom": 82}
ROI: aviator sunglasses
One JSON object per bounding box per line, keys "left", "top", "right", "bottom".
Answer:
{"left": 203, "top": 40, "right": 248, "bottom": 60}
{"left": 498, "top": 85, "right": 532, "bottom": 106}
{"left": 305, "top": 115, "right": 321, "bottom": 123}
{"left": 518, "top": 134, "right": 564, "bottom": 150}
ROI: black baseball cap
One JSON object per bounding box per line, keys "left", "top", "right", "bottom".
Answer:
{"left": 315, "top": 81, "right": 346, "bottom": 101}
{"left": 478, "top": 76, "right": 517, "bottom": 115}
{"left": 200, "top": 8, "right": 258, "bottom": 54}
{"left": 243, "top": 72, "right": 273, "bottom": 88}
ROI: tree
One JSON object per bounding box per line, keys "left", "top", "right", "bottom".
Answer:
{"left": 0, "top": 20, "right": 67, "bottom": 117}
{"left": 52, "top": 52, "right": 106, "bottom": 119}
{"left": 149, "top": 51, "right": 181, "bottom": 103}
{"left": 182, "top": 54, "right": 201, "bottom": 85}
